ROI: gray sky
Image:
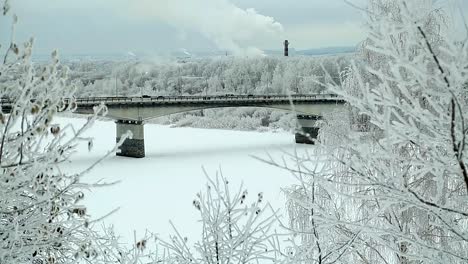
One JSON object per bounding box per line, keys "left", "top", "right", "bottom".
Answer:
{"left": 1, "top": 0, "right": 467, "bottom": 56}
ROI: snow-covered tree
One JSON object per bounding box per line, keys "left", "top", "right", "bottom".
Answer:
{"left": 272, "top": 0, "right": 468, "bottom": 263}
{"left": 0, "top": 1, "right": 135, "bottom": 263}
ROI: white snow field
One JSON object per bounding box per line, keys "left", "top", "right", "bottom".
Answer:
{"left": 59, "top": 117, "right": 313, "bottom": 243}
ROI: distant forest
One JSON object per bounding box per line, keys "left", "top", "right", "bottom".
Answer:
{"left": 68, "top": 55, "right": 352, "bottom": 97}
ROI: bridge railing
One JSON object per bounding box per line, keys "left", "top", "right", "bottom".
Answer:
{"left": 74, "top": 94, "right": 342, "bottom": 105}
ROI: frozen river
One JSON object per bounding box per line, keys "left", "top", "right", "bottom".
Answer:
{"left": 59, "top": 117, "right": 313, "bottom": 243}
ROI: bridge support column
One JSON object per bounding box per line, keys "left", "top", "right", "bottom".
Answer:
{"left": 295, "top": 115, "right": 321, "bottom": 144}
{"left": 116, "top": 120, "right": 145, "bottom": 158}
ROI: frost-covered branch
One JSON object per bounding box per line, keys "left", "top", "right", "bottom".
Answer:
{"left": 158, "top": 173, "right": 282, "bottom": 264}
{"left": 269, "top": 0, "right": 468, "bottom": 263}
{"left": 0, "top": 2, "right": 137, "bottom": 263}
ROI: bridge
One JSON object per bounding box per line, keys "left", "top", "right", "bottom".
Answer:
{"left": 3, "top": 94, "right": 346, "bottom": 158}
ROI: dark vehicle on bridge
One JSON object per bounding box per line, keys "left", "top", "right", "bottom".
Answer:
{"left": 202, "top": 96, "right": 212, "bottom": 100}
{"left": 142, "top": 95, "right": 151, "bottom": 98}
{"left": 224, "top": 94, "right": 235, "bottom": 97}
{"left": 247, "top": 94, "right": 254, "bottom": 97}
{"left": 156, "top": 96, "right": 165, "bottom": 100}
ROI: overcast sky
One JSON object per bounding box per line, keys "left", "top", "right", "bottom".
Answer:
{"left": 1, "top": 0, "right": 467, "bottom": 56}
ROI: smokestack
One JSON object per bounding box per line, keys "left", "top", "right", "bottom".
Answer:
{"left": 284, "top": 40, "right": 289, "bottom": 57}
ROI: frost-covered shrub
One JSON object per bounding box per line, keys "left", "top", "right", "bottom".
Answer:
{"left": 268, "top": 113, "right": 295, "bottom": 132}
{"left": 316, "top": 110, "right": 351, "bottom": 146}
{"left": 164, "top": 108, "right": 295, "bottom": 132}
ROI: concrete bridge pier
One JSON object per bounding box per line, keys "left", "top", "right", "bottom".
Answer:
{"left": 295, "top": 114, "right": 321, "bottom": 144}
{"left": 116, "top": 120, "right": 145, "bottom": 158}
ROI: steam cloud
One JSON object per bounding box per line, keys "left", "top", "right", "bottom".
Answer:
{"left": 132, "top": 0, "right": 284, "bottom": 55}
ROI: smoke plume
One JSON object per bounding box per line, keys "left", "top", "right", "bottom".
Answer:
{"left": 131, "top": 0, "right": 284, "bottom": 55}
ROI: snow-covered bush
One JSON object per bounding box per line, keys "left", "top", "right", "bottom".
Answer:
{"left": 161, "top": 108, "right": 295, "bottom": 132}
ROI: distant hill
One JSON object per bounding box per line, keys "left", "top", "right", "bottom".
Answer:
{"left": 168, "top": 46, "right": 357, "bottom": 58}
{"left": 295, "top": 46, "right": 357, "bottom": 56}
{"left": 264, "top": 46, "right": 357, "bottom": 56}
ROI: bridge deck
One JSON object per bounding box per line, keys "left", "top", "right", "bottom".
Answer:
{"left": 0, "top": 94, "right": 345, "bottom": 118}
{"left": 74, "top": 94, "right": 344, "bottom": 106}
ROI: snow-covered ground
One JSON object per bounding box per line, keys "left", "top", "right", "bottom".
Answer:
{"left": 59, "top": 117, "right": 313, "bottom": 244}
